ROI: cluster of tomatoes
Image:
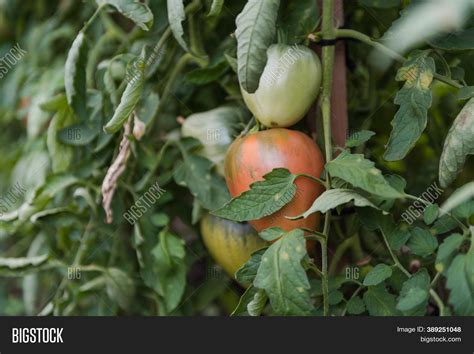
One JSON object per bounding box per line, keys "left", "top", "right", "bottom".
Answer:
{"left": 183, "top": 44, "right": 325, "bottom": 279}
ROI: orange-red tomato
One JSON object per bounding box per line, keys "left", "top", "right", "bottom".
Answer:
{"left": 224, "top": 128, "right": 325, "bottom": 233}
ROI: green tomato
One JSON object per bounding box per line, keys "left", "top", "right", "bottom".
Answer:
{"left": 181, "top": 106, "right": 247, "bottom": 176}
{"left": 241, "top": 44, "right": 322, "bottom": 128}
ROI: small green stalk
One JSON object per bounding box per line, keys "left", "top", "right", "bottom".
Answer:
{"left": 320, "top": 0, "right": 336, "bottom": 317}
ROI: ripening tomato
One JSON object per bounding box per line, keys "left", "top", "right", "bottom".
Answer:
{"left": 241, "top": 44, "right": 322, "bottom": 128}
{"left": 200, "top": 213, "right": 268, "bottom": 280}
{"left": 224, "top": 128, "right": 325, "bottom": 232}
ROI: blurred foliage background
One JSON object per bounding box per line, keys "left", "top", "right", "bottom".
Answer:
{"left": 0, "top": 0, "right": 472, "bottom": 316}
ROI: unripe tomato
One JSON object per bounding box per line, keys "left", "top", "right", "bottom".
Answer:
{"left": 241, "top": 44, "right": 322, "bottom": 128}
{"left": 181, "top": 106, "right": 247, "bottom": 176}
{"left": 200, "top": 213, "right": 268, "bottom": 279}
{"left": 224, "top": 128, "right": 325, "bottom": 232}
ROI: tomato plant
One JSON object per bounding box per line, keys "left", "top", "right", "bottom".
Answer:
{"left": 0, "top": 0, "right": 473, "bottom": 317}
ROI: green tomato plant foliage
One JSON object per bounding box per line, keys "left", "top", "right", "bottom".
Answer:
{"left": 0, "top": 0, "right": 473, "bottom": 317}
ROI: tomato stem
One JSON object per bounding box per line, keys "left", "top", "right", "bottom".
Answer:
{"left": 332, "top": 28, "right": 463, "bottom": 89}
{"left": 319, "top": 0, "right": 337, "bottom": 317}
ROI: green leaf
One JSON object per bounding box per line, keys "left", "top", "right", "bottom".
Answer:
{"left": 346, "top": 296, "right": 365, "bottom": 315}
{"left": 423, "top": 204, "right": 439, "bottom": 225}
{"left": 57, "top": 123, "right": 98, "bottom": 146}
{"left": 167, "top": 0, "right": 189, "bottom": 51}
{"left": 440, "top": 182, "right": 474, "bottom": 216}
{"left": 99, "top": 0, "right": 153, "bottom": 31}
{"left": 457, "top": 86, "right": 474, "bottom": 100}
{"left": 254, "top": 229, "right": 313, "bottom": 315}
{"left": 358, "top": 0, "right": 400, "bottom": 8}
{"left": 430, "top": 28, "right": 474, "bottom": 51}
{"left": 439, "top": 99, "right": 474, "bottom": 187}
{"left": 346, "top": 130, "right": 376, "bottom": 148}
{"left": 174, "top": 154, "right": 230, "bottom": 211}
{"left": 363, "top": 264, "right": 393, "bottom": 286}
{"left": 259, "top": 227, "right": 285, "bottom": 242}
{"left": 386, "top": 225, "right": 411, "bottom": 251}
{"left": 278, "top": 0, "right": 319, "bottom": 44}
{"left": 104, "top": 54, "right": 145, "bottom": 133}
{"left": 231, "top": 286, "right": 259, "bottom": 316}
{"left": 326, "top": 151, "right": 404, "bottom": 199}
{"left": 397, "top": 269, "right": 430, "bottom": 315}
{"left": 435, "top": 234, "right": 464, "bottom": 274}
{"left": 235, "top": 0, "right": 280, "bottom": 93}
{"left": 0, "top": 254, "right": 50, "bottom": 277}
{"left": 328, "top": 290, "right": 344, "bottom": 305}
{"left": 105, "top": 268, "right": 135, "bottom": 310}
{"left": 208, "top": 0, "right": 224, "bottom": 17}
{"left": 384, "top": 51, "right": 434, "bottom": 161}
{"left": 235, "top": 248, "right": 266, "bottom": 284}
{"left": 152, "top": 230, "right": 186, "bottom": 313}
{"left": 407, "top": 227, "right": 438, "bottom": 258}
{"left": 65, "top": 31, "right": 88, "bottom": 121}
{"left": 247, "top": 288, "right": 268, "bottom": 316}
{"left": 185, "top": 60, "right": 229, "bottom": 85}
{"left": 212, "top": 168, "right": 296, "bottom": 222}
{"left": 295, "top": 189, "right": 379, "bottom": 219}
{"left": 363, "top": 284, "right": 400, "bottom": 316}
{"left": 47, "top": 108, "right": 75, "bottom": 173}
{"left": 446, "top": 254, "right": 474, "bottom": 315}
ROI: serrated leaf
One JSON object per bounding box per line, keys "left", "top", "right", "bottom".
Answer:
{"left": 167, "top": 0, "right": 189, "bottom": 51}
{"left": 439, "top": 99, "right": 474, "bottom": 187}
{"left": 235, "top": 0, "right": 280, "bottom": 93}
{"left": 65, "top": 31, "right": 88, "bottom": 121}
{"left": 346, "top": 296, "right": 365, "bottom": 315}
{"left": 174, "top": 154, "right": 230, "bottom": 211}
{"left": 435, "top": 234, "right": 464, "bottom": 274}
{"left": 346, "top": 130, "right": 376, "bottom": 148}
{"left": 326, "top": 151, "right": 404, "bottom": 199}
{"left": 423, "top": 204, "right": 439, "bottom": 225}
{"left": 212, "top": 168, "right": 296, "bottom": 222}
{"left": 295, "top": 189, "right": 379, "bottom": 219}
{"left": 235, "top": 248, "right": 266, "bottom": 284}
{"left": 363, "top": 284, "right": 400, "bottom": 316}
{"left": 397, "top": 269, "right": 430, "bottom": 315}
{"left": 407, "top": 227, "right": 438, "bottom": 258}
{"left": 208, "top": 0, "right": 224, "bottom": 17}
{"left": 363, "top": 264, "right": 393, "bottom": 286}
{"left": 384, "top": 51, "right": 434, "bottom": 161}
{"left": 104, "top": 54, "right": 145, "bottom": 133}
{"left": 446, "top": 254, "right": 474, "bottom": 315}
{"left": 99, "top": 0, "right": 153, "bottom": 31}
{"left": 254, "top": 229, "right": 313, "bottom": 316}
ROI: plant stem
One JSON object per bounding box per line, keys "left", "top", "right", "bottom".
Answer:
{"left": 329, "top": 235, "right": 355, "bottom": 276}
{"left": 320, "top": 0, "right": 336, "bottom": 317}
{"left": 333, "top": 29, "right": 463, "bottom": 89}
{"left": 82, "top": 5, "right": 104, "bottom": 33}
{"left": 296, "top": 173, "right": 326, "bottom": 186}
